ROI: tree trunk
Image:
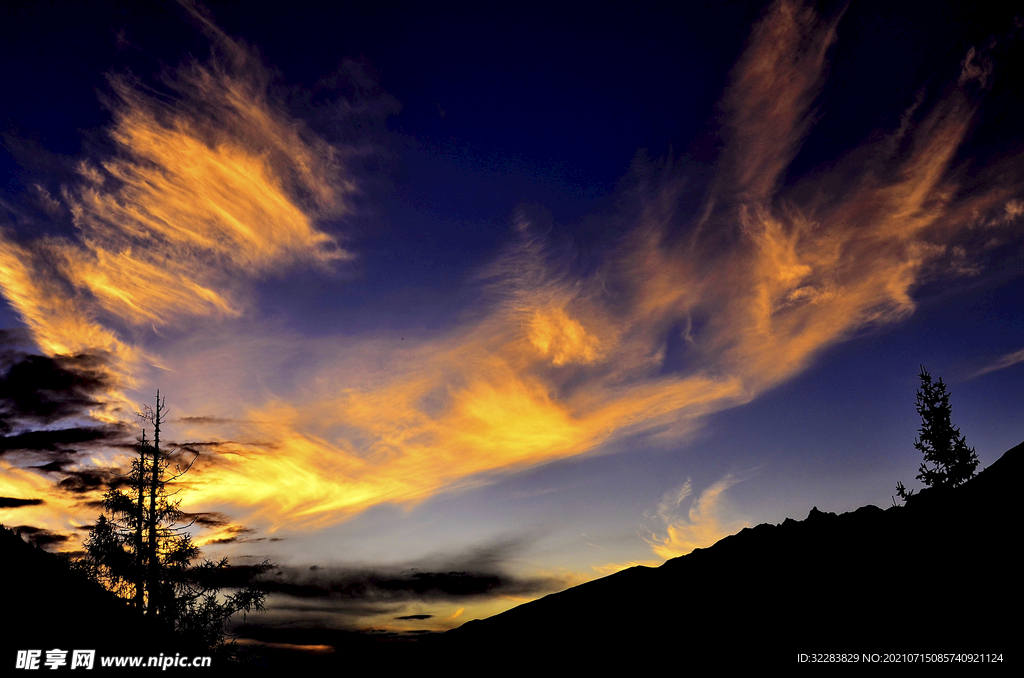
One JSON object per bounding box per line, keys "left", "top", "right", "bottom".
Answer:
{"left": 146, "top": 391, "right": 162, "bottom": 618}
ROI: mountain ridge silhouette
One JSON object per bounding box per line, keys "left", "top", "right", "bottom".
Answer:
{"left": 3, "top": 441, "right": 1016, "bottom": 668}
{"left": 436, "top": 441, "right": 1020, "bottom": 661}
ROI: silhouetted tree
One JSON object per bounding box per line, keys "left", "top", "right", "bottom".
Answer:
{"left": 82, "top": 390, "right": 270, "bottom": 652}
{"left": 82, "top": 513, "right": 134, "bottom": 597}
{"left": 910, "top": 366, "right": 978, "bottom": 490}
{"left": 892, "top": 480, "right": 913, "bottom": 506}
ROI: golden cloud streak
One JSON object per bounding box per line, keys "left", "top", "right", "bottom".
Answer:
{"left": 721, "top": 0, "right": 840, "bottom": 204}
{"left": 174, "top": 327, "right": 746, "bottom": 529}
{"left": 0, "top": 460, "right": 93, "bottom": 547}
{"left": 0, "top": 27, "right": 357, "bottom": 540}
{"left": 0, "top": 238, "right": 132, "bottom": 362}
{"left": 2, "top": 1, "right": 1021, "bottom": 539}
{"left": 173, "top": 1, "right": 1021, "bottom": 529}
{"left": 0, "top": 37, "right": 348, "bottom": 367}
{"left": 644, "top": 476, "right": 751, "bottom": 559}
{"left": 61, "top": 67, "right": 349, "bottom": 328}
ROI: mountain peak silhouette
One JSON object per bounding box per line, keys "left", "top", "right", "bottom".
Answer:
{"left": 4, "top": 442, "right": 1017, "bottom": 668}
{"left": 437, "top": 441, "right": 1021, "bottom": 661}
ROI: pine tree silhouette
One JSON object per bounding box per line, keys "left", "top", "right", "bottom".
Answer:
{"left": 83, "top": 390, "right": 270, "bottom": 652}
{"left": 912, "top": 366, "right": 979, "bottom": 489}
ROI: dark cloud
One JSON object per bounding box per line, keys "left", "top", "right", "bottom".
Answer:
{"left": 0, "top": 342, "right": 172, "bottom": 504}
{"left": 0, "top": 341, "right": 128, "bottom": 461}
{"left": 176, "top": 513, "right": 263, "bottom": 545}
{"left": 33, "top": 458, "right": 74, "bottom": 473}
{"left": 233, "top": 624, "right": 425, "bottom": 649}
{"left": 263, "top": 568, "right": 520, "bottom": 599}
{"left": 205, "top": 525, "right": 260, "bottom": 545}
{"left": 56, "top": 467, "right": 129, "bottom": 494}
{"left": 181, "top": 511, "right": 232, "bottom": 527}
{"left": 263, "top": 538, "right": 565, "bottom": 604}
{"left": 0, "top": 496, "right": 44, "bottom": 508}
{"left": 12, "top": 525, "right": 70, "bottom": 549}
{"left": 178, "top": 440, "right": 277, "bottom": 452}
{"left": 0, "top": 345, "right": 109, "bottom": 426}
{"left": 175, "top": 416, "right": 233, "bottom": 424}
{"left": 239, "top": 536, "right": 570, "bottom": 634}
{"left": 180, "top": 562, "right": 276, "bottom": 592}
{"left": 0, "top": 425, "right": 120, "bottom": 453}
{"left": 258, "top": 600, "right": 396, "bottom": 618}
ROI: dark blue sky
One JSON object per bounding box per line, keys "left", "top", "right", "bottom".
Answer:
{"left": 1, "top": 0, "right": 1022, "bottom": 636}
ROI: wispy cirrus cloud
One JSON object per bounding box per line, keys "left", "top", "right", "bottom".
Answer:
{"left": 1, "top": 0, "right": 1022, "bottom": 543}
{"left": 0, "top": 16, "right": 355, "bottom": 545}
{"left": 643, "top": 476, "right": 751, "bottom": 559}
{"left": 718, "top": 0, "right": 841, "bottom": 205}
{"left": 0, "top": 16, "right": 351, "bottom": 378}
{"left": 164, "top": 0, "right": 1022, "bottom": 530}
{"left": 972, "top": 347, "right": 1024, "bottom": 378}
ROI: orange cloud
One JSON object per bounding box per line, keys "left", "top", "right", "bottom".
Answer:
{"left": 0, "top": 34, "right": 348, "bottom": 368}
{"left": 0, "top": 238, "right": 133, "bottom": 363}
{"left": 643, "top": 475, "right": 751, "bottom": 559}
{"left": 527, "top": 306, "right": 603, "bottom": 366}
{"left": 720, "top": 0, "right": 841, "bottom": 204}
{"left": 168, "top": 325, "right": 746, "bottom": 529}
{"left": 172, "top": 0, "right": 1021, "bottom": 530}
{"left": 0, "top": 460, "right": 94, "bottom": 548}
{"left": 2, "top": 0, "right": 1022, "bottom": 541}
{"left": 972, "top": 347, "right": 1024, "bottom": 378}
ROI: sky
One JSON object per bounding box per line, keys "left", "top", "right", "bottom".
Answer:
{"left": 1, "top": 0, "right": 1023, "bottom": 646}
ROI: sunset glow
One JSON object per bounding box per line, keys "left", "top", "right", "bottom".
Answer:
{"left": 1, "top": 0, "right": 1021, "bottom": 646}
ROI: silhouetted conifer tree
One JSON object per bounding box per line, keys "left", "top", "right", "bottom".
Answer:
{"left": 83, "top": 390, "right": 270, "bottom": 652}
{"left": 911, "top": 366, "right": 979, "bottom": 489}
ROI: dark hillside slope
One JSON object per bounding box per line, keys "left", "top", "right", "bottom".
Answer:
{"left": 0, "top": 525, "right": 179, "bottom": 656}
{"left": 439, "top": 442, "right": 1021, "bottom": 660}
